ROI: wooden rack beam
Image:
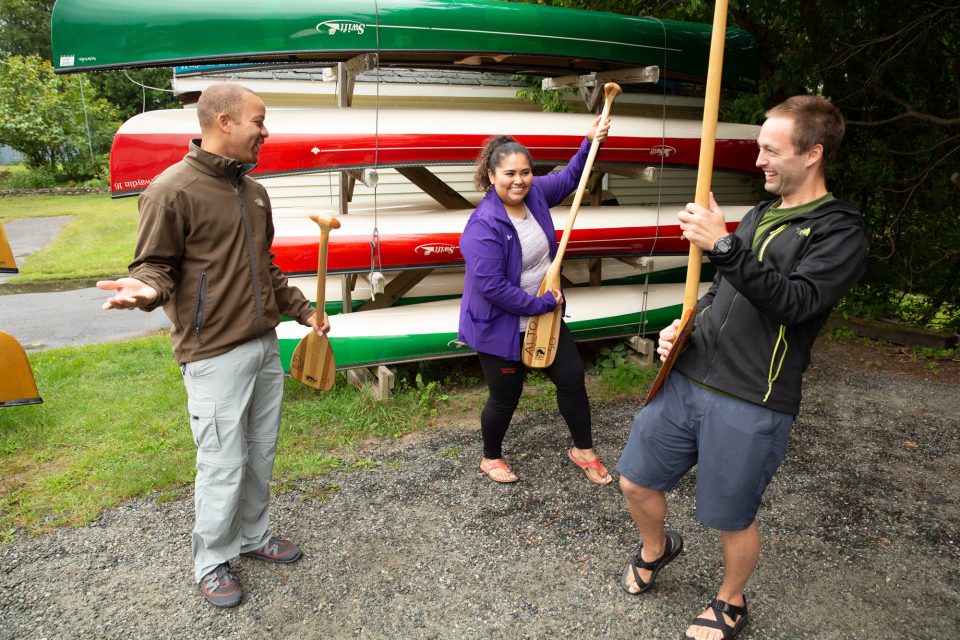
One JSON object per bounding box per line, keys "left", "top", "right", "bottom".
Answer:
{"left": 356, "top": 268, "right": 434, "bottom": 312}
{"left": 396, "top": 167, "right": 473, "bottom": 210}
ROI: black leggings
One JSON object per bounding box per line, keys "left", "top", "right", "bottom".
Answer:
{"left": 475, "top": 322, "right": 592, "bottom": 459}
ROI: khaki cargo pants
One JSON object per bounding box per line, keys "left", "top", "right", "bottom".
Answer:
{"left": 182, "top": 331, "right": 284, "bottom": 583}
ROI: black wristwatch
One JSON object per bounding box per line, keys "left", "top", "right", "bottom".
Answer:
{"left": 708, "top": 233, "right": 734, "bottom": 257}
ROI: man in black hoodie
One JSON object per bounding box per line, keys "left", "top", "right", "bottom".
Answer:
{"left": 616, "top": 96, "right": 868, "bottom": 640}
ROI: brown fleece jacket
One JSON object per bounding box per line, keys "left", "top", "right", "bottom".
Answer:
{"left": 130, "top": 140, "right": 314, "bottom": 363}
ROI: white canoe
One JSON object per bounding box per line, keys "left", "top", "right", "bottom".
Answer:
{"left": 277, "top": 281, "right": 710, "bottom": 370}
{"left": 287, "top": 255, "right": 708, "bottom": 316}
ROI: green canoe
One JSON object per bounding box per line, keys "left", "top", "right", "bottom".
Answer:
{"left": 50, "top": 0, "right": 759, "bottom": 91}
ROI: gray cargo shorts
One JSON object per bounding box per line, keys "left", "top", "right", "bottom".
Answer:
{"left": 617, "top": 371, "right": 794, "bottom": 531}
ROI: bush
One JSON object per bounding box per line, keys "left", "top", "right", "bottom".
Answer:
{"left": 0, "top": 165, "right": 57, "bottom": 189}
{"left": 56, "top": 152, "right": 110, "bottom": 185}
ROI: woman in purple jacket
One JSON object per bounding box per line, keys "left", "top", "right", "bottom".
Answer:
{"left": 458, "top": 116, "right": 611, "bottom": 484}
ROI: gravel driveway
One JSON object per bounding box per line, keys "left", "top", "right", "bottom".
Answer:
{"left": 1, "top": 355, "right": 958, "bottom": 639}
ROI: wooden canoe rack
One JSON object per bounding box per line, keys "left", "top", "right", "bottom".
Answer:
{"left": 346, "top": 365, "right": 396, "bottom": 401}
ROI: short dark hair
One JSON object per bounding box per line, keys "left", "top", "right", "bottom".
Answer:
{"left": 765, "top": 95, "right": 845, "bottom": 175}
{"left": 473, "top": 135, "right": 533, "bottom": 192}
{"left": 196, "top": 83, "right": 258, "bottom": 129}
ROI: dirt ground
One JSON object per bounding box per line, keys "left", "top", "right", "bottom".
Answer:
{"left": 0, "top": 335, "right": 958, "bottom": 639}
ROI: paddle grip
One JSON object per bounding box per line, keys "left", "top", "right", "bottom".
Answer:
{"left": 310, "top": 213, "right": 341, "bottom": 321}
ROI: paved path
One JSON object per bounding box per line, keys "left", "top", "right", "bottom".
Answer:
{"left": 0, "top": 216, "right": 171, "bottom": 351}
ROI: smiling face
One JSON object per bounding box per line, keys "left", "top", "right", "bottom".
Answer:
{"left": 222, "top": 93, "right": 269, "bottom": 164}
{"left": 755, "top": 116, "right": 808, "bottom": 198}
{"left": 488, "top": 153, "right": 533, "bottom": 210}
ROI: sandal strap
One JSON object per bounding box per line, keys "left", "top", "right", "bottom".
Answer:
{"left": 691, "top": 616, "right": 731, "bottom": 634}
{"left": 633, "top": 535, "right": 674, "bottom": 570}
{"left": 480, "top": 459, "right": 511, "bottom": 474}
{"left": 709, "top": 597, "right": 747, "bottom": 620}
{"left": 568, "top": 450, "right": 607, "bottom": 476}
{"left": 629, "top": 562, "right": 649, "bottom": 590}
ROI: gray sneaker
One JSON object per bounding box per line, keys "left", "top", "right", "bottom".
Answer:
{"left": 200, "top": 562, "right": 242, "bottom": 608}
{"left": 240, "top": 536, "right": 303, "bottom": 564}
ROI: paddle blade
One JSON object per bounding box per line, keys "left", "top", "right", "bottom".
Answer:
{"left": 0, "top": 331, "right": 42, "bottom": 407}
{"left": 289, "top": 332, "right": 336, "bottom": 391}
{"left": 644, "top": 308, "right": 695, "bottom": 405}
{"left": 521, "top": 306, "right": 563, "bottom": 369}
{"left": 0, "top": 220, "right": 17, "bottom": 274}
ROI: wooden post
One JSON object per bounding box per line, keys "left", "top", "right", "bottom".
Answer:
{"left": 340, "top": 273, "right": 357, "bottom": 314}
{"left": 588, "top": 259, "right": 602, "bottom": 287}
{"left": 338, "top": 172, "right": 350, "bottom": 216}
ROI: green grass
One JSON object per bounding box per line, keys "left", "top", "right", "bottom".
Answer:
{"left": 0, "top": 195, "right": 138, "bottom": 282}
{"left": 0, "top": 336, "right": 658, "bottom": 534}
{"left": 0, "top": 335, "right": 441, "bottom": 532}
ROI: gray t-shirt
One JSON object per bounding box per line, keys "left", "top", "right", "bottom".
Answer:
{"left": 509, "top": 204, "right": 552, "bottom": 330}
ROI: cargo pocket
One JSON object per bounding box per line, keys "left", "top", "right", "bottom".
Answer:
{"left": 188, "top": 399, "right": 220, "bottom": 452}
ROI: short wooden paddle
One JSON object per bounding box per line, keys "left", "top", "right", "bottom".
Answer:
{"left": 289, "top": 213, "right": 340, "bottom": 390}
{"left": 522, "top": 82, "right": 622, "bottom": 368}
{"left": 644, "top": 0, "right": 729, "bottom": 405}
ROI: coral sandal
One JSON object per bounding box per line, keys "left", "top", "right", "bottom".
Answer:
{"left": 681, "top": 598, "right": 748, "bottom": 639}
{"left": 479, "top": 459, "right": 518, "bottom": 483}
{"left": 568, "top": 449, "right": 612, "bottom": 484}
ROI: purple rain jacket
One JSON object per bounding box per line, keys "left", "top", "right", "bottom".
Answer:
{"left": 458, "top": 137, "right": 594, "bottom": 360}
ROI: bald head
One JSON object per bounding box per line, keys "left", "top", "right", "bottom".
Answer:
{"left": 197, "top": 83, "right": 258, "bottom": 130}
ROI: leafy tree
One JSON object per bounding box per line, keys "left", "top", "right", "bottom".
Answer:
{"left": 0, "top": 0, "right": 53, "bottom": 60}
{"left": 0, "top": 0, "right": 178, "bottom": 120}
{"left": 0, "top": 55, "right": 119, "bottom": 178}
{"left": 86, "top": 69, "right": 181, "bottom": 122}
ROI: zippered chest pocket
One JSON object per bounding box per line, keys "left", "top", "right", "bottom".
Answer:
{"left": 758, "top": 224, "right": 790, "bottom": 262}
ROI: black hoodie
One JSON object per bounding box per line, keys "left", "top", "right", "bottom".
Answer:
{"left": 674, "top": 197, "right": 868, "bottom": 415}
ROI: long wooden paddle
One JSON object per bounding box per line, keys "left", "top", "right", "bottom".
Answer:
{"left": 0, "top": 331, "right": 42, "bottom": 407}
{"left": 0, "top": 219, "right": 17, "bottom": 274}
{"left": 644, "top": 0, "right": 729, "bottom": 404}
{"left": 522, "top": 82, "right": 622, "bottom": 368}
{"left": 289, "top": 213, "right": 340, "bottom": 390}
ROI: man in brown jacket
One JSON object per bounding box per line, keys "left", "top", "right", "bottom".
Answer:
{"left": 98, "top": 83, "right": 328, "bottom": 608}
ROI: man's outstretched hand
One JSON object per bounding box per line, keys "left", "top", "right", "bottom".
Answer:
{"left": 97, "top": 278, "right": 159, "bottom": 310}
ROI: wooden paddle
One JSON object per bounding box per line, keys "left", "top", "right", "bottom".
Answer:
{"left": 0, "top": 219, "right": 17, "bottom": 274}
{"left": 289, "top": 213, "right": 340, "bottom": 390}
{"left": 644, "top": 0, "right": 729, "bottom": 405}
{"left": 522, "top": 82, "right": 622, "bottom": 368}
{"left": 0, "top": 331, "right": 42, "bottom": 407}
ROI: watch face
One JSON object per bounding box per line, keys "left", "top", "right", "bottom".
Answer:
{"left": 713, "top": 236, "right": 730, "bottom": 254}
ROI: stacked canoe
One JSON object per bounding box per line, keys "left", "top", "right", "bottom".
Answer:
{"left": 52, "top": 0, "right": 765, "bottom": 371}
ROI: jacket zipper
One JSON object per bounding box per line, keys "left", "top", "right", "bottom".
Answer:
{"left": 764, "top": 325, "right": 789, "bottom": 402}
{"left": 758, "top": 223, "right": 790, "bottom": 262}
{"left": 229, "top": 173, "right": 264, "bottom": 336}
{"left": 194, "top": 271, "right": 207, "bottom": 345}
{"left": 704, "top": 291, "right": 739, "bottom": 376}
